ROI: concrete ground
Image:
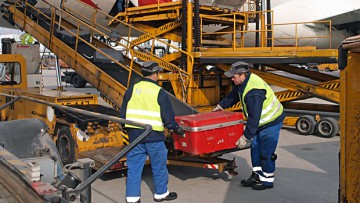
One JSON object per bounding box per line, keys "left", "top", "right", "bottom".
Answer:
{"left": 89, "top": 131, "right": 339, "bottom": 203}
{"left": 42, "top": 69, "right": 339, "bottom": 203}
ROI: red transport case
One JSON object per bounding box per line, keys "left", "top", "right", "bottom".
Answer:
{"left": 174, "top": 111, "right": 244, "bottom": 155}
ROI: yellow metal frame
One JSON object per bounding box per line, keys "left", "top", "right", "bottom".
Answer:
{"left": 2, "top": 0, "right": 346, "bottom": 174}
{"left": 61, "top": 0, "right": 338, "bottom": 109}
{"left": 339, "top": 52, "right": 360, "bottom": 202}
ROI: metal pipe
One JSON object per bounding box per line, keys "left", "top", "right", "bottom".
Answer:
{"left": 0, "top": 97, "right": 20, "bottom": 111}
{"left": 0, "top": 93, "right": 152, "bottom": 202}
{"left": 67, "top": 125, "right": 151, "bottom": 201}
{"left": 78, "top": 159, "right": 93, "bottom": 203}
{"left": 55, "top": 56, "right": 63, "bottom": 90}
{"left": 0, "top": 93, "right": 150, "bottom": 133}
{"left": 186, "top": 0, "right": 194, "bottom": 104}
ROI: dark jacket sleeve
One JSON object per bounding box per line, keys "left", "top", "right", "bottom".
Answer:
{"left": 218, "top": 86, "right": 240, "bottom": 109}
{"left": 119, "top": 86, "right": 133, "bottom": 119}
{"left": 158, "top": 89, "right": 179, "bottom": 130}
{"left": 243, "top": 89, "right": 266, "bottom": 140}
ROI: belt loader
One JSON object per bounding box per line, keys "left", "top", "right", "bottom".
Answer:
{"left": 0, "top": 0, "right": 343, "bottom": 175}
{"left": 0, "top": 44, "right": 128, "bottom": 171}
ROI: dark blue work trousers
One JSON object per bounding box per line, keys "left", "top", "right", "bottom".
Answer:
{"left": 251, "top": 121, "right": 282, "bottom": 186}
{"left": 126, "top": 141, "right": 169, "bottom": 199}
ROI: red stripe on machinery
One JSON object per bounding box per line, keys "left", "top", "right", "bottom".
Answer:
{"left": 79, "top": 0, "right": 101, "bottom": 10}
{"left": 203, "top": 164, "right": 218, "bottom": 169}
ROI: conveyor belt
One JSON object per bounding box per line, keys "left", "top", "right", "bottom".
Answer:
{"left": 11, "top": 3, "right": 198, "bottom": 116}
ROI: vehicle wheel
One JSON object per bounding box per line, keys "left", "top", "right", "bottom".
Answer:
{"left": 316, "top": 117, "right": 339, "bottom": 138}
{"left": 58, "top": 126, "right": 76, "bottom": 165}
{"left": 72, "top": 74, "right": 86, "bottom": 88}
{"left": 295, "top": 115, "right": 316, "bottom": 135}
{"left": 325, "top": 67, "right": 330, "bottom": 72}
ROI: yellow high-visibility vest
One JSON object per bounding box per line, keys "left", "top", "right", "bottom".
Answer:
{"left": 125, "top": 81, "right": 164, "bottom": 131}
{"left": 241, "top": 74, "right": 283, "bottom": 126}
{"left": 21, "top": 34, "right": 34, "bottom": 45}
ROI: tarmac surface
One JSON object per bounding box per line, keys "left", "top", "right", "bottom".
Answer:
{"left": 87, "top": 132, "right": 339, "bottom": 203}
{"left": 42, "top": 69, "right": 340, "bottom": 203}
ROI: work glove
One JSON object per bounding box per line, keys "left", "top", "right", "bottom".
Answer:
{"left": 212, "top": 104, "right": 223, "bottom": 112}
{"left": 174, "top": 126, "right": 185, "bottom": 137}
{"left": 236, "top": 136, "right": 252, "bottom": 149}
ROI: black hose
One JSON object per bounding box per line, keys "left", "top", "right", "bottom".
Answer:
{"left": 266, "top": 0, "right": 272, "bottom": 47}
{"left": 255, "top": 0, "right": 260, "bottom": 47}
{"left": 194, "top": 0, "right": 200, "bottom": 49}
{"left": 254, "top": 0, "right": 261, "bottom": 69}
{"left": 181, "top": 0, "right": 187, "bottom": 71}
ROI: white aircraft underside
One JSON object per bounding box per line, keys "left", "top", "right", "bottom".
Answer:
{"left": 0, "top": 0, "right": 359, "bottom": 49}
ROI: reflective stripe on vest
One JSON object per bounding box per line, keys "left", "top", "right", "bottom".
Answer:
{"left": 125, "top": 81, "right": 164, "bottom": 131}
{"left": 240, "top": 74, "right": 283, "bottom": 126}
{"left": 22, "top": 34, "right": 34, "bottom": 44}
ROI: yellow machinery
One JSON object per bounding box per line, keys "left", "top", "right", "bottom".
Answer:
{"left": 317, "top": 63, "right": 338, "bottom": 72}
{"left": 0, "top": 53, "right": 127, "bottom": 170}
{"left": 338, "top": 35, "right": 360, "bottom": 202}
{"left": 0, "top": 0, "right": 343, "bottom": 172}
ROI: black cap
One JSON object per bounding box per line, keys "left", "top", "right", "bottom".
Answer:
{"left": 141, "top": 61, "right": 163, "bottom": 76}
{"left": 224, "top": 61, "right": 249, "bottom": 78}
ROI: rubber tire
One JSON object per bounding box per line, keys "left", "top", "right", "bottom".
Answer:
{"left": 325, "top": 67, "right": 330, "bottom": 72}
{"left": 295, "top": 115, "right": 316, "bottom": 135}
{"left": 58, "top": 126, "right": 76, "bottom": 165}
{"left": 72, "top": 74, "right": 86, "bottom": 88}
{"left": 316, "top": 117, "right": 339, "bottom": 138}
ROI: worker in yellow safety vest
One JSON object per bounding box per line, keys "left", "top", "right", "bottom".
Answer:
{"left": 213, "top": 61, "right": 285, "bottom": 190}
{"left": 119, "top": 61, "right": 184, "bottom": 203}
{"left": 20, "top": 33, "right": 35, "bottom": 45}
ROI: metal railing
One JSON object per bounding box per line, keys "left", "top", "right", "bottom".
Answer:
{"left": 18, "top": 0, "right": 193, "bottom": 92}
{"left": 271, "top": 20, "right": 332, "bottom": 48}
{"left": 200, "top": 9, "right": 333, "bottom": 49}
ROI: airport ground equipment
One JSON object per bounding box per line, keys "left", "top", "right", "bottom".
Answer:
{"left": 0, "top": 0, "right": 342, "bottom": 173}
{"left": 0, "top": 98, "right": 152, "bottom": 202}
{"left": 0, "top": 53, "right": 129, "bottom": 171}
{"left": 338, "top": 35, "right": 360, "bottom": 202}
{"left": 317, "top": 63, "right": 338, "bottom": 72}
{"left": 61, "top": 70, "right": 88, "bottom": 88}
{"left": 0, "top": 52, "right": 238, "bottom": 176}
{"left": 0, "top": 118, "right": 65, "bottom": 202}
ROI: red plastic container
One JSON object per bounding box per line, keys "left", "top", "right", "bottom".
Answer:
{"left": 174, "top": 111, "right": 244, "bottom": 155}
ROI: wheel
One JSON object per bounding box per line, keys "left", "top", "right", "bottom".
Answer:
{"left": 295, "top": 115, "right": 316, "bottom": 135}
{"left": 72, "top": 74, "right": 86, "bottom": 88}
{"left": 58, "top": 126, "right": 76, "bottom": 165}
{"left": 316, "top": 117, "right": 339, "bottom": 138}
{"left": 325, "top": 67, "right": 330, "bottom": 72}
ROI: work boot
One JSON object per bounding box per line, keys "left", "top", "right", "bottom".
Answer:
{"left": 154, "top": 192, "right": 178, "bottom": 202}
{"left": 252, "top": 182, "right": 274, "bottom": 190}
{"left": 240, "top": 172, "right": 260, "bottom": 187}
